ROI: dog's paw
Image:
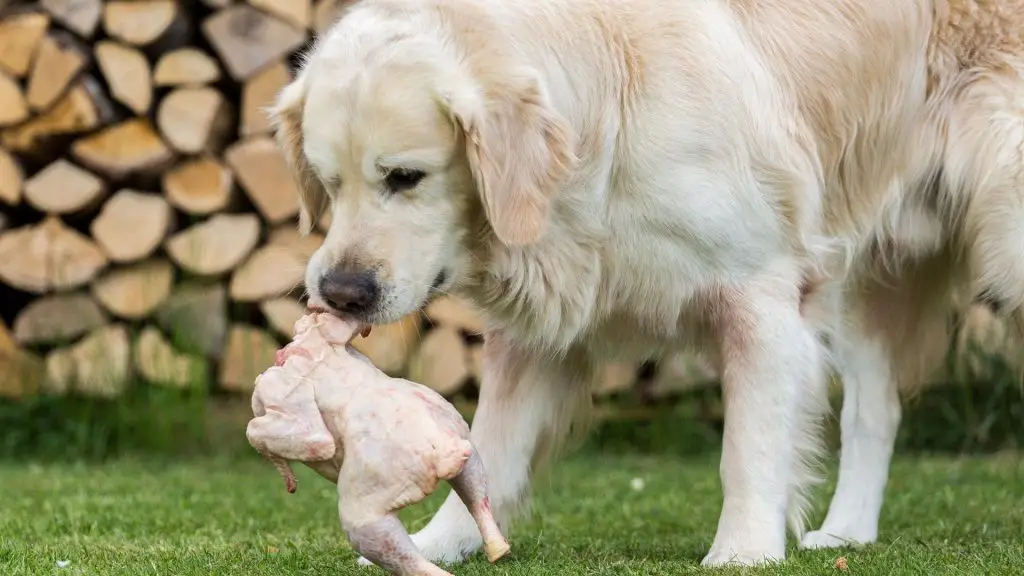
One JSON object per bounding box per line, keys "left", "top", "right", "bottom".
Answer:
{"left": 355, "top": 555, "right": 375, "bottom": 568}
{"left": 408, "top": 522, "right": 483, "bottom": 564}
{"left": 700, "top": 546, "right": 784, "bottom": 568}
{"left": 800, "top": 529, "right": 874, "bottom": 550}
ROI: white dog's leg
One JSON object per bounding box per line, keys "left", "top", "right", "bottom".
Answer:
{"left": 801, "top": 331, "right": 900, "bottom": 549}
{"left": 359, "top": 329, "right": 591, "bottom": 567}
{"left": 701, "top": 261, "right": 829, "bottom": 567}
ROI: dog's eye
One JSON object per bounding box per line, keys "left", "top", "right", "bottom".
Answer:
{"left": 384, "top": 168, "right": 426, "bottom": 193}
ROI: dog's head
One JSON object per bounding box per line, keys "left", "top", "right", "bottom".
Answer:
{"left": 269, "top": 2, "right": 575, "bottom": 324}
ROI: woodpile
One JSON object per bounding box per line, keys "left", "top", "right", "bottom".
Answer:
{"left": 5, "top": 0, "right": 1005, "bottom": 408}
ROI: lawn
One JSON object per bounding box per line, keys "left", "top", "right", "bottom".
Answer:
{"left": 0, "top": 451, "right": 1021, "bottom": 576}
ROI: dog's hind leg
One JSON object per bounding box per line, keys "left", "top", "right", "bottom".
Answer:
{"left": 944, "top": 60, "right": 1024, "bottom": 337}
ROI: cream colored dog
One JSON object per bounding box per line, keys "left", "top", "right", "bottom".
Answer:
{"left": 269, "top": 0, "right": 1024, "bottom": 567}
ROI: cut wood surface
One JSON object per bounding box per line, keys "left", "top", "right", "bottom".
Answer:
{"left": 165, "top": 213, "right": 260, "bottom": 276}
{"left": 202, "top": 4, "right": 306, "bottom": 81}
{"left": 90, "top": 189, "right": 173, "bottom": 263}
{"left": 26, "top": 32, "right": 88, "bottom": 112}
{"left": 240, "top": 61, "right": 290, "bottom": 137}
{"left": 250, "top": 0, "right": 312, "bottom": 30}
{"left": 313, "top": 0, "right": 348, "bottom": 34}
{"left": 95, "top": 40, "right": 152, "bottom": 115}
{"left": 91, "top": 258, "right": 174, "bottom": 320}
{"left": 71, "top": 118, "right": 174, "bottom": 179}
{"left": 0, "top": 343, "right": 44, "bottom": 399}
{"left": 161, "top": 156, "right": 233, "bottom": 215}
{"left": 594, "top": 362, "right": 638, "bottom": 397}
{"left": 229, "top": 242, "right": 306, "bottom": 302}
{"left": 407, "top": 326, "right": 469, "bottom": 396}
{"left": 219, "top": 323, "right": 279, "bottom": 392}
{"left": 0, "top": 10, "right": 51, "bottom": 77}
{"left": 1, "top": 76, "right": 116, "bottom": 155}
{"left": 41, "top": 0, "right": 102, "bottom": 39}
{"left": 268, "top": 225, "right": 323, "bottom": 261}
{"left": 134, "top": 325, "right": 205, "bottom": 388}
{"left": 0, "top": 216, "right": 108, "bottom": 293}
{"left": 350, "top": 315, "right": 422, "bottom": 376}
{"left": 46, "top": 323, "right": 131, "bottom": 398}
{"left": 154, "top": 282, "right": 227, "bottom": 358}
{"left": 647, "top": 352, "right": 718, "bottom": 399}
{"left": 259, "top": 298, "right": 306, "bottom": 339}
{"left": 0, "top": 148, "right": 22, "bottom": 205}
{"left": 0, "top": 71, "right": 29, "bottom": 127}
{"left": 153, "top": 47, "right": 220, "bottom": 87}
{"left": 156, "top": 86, "right": 232, "bottom": 154}
{"left": 425, "top": 297, "right": 485, "bottom": 334}
{"left": 223, "top": 136, "right": 299, "bottom": 223}
{"left": 23, "top": 158, "right": 105, "bottom": 214}
{"left": 13, "top": 291, "right": 107, "bottom": 346}
{"left": 102, "top": 0, "right": 183, "bottom": 47}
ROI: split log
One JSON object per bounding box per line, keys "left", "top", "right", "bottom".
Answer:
{"left": 0, "top": 211, "right": 7, "bottom": 233}
{"left": 467, "top": 344, "right": 483, "bottom": 382}
{"left": 407, "top": 326, "right": 470, "bottom": 396}
{"left": 268, "top": 224, "right": 323, "bottom": 261}
{"left": 200, "top": 0, "right": 232, "bottom": 8}
{"left": 165, "top": 213, "right": 261, "bottom": 276}
{"left": 46, "top": 323, "right": 132, "bottom": 398}
{"left": 0, "top": 147, "right": 22, "bottom": 205}
{"left": 202, "top": 4, "right": 306, "bottom": 81}
{"left": 90, "top": 189, "right": 173, "bottom": 263}
{"left": 156, "top": 86, "right": 233, "bottom": 155}
{"left": 161, "top": 156, "right": 234, "bottom": 215}
{"left": 23, "top": 158, "right": 106, "bottom": 214}
{"left": 313, "top": 0, "right": 348, "bottom": 34}
{"left": 0, "top": 331, "right": 44, "bottom": 398}
{"left": 425, "top": 297, "right": 485, "bottom": 335}
{"left": 71, "top": 118, "right": 175, "bottom": 180}
{"left": 223, "top": 136, "right": 299, "bottom": 224}
{"left": 1, "top": 76, "right": 117, "bottom": 156}
{"left": 95, "top": 40, "right": 152, "bottom": 115}
{"left": 0, "top": 216, "right": 108, "bottom": 293}
{"left": 593, "top": 362, "right": 639, "bottom": 397}
{"left": 219, "top": 323, "right": 280, "bottom": 392}
{"left": 259, "top": 297, "right": 306, "bottom": 339}
{"left": 229, "top": 242, "right": 307, "bottom": 302}
{"left": 647, "top": 352, "right": 718, "bottom": 399}
{"left": 40, "top": 0, "right": 102, "bottom": 39}
{"left": 0, "top": 71, "right": 29, "bottom": 127}
{"left": 91, "top": 258, "right": 174, "bottom": 320}
{"left": 240, "top": 61, "right": 290, "bottom": 137}
{"left": 102, "top": 0, "right": 189, "bottom": 50}
{"left": 154, "top": 282, "right": 227, "bottom": 358}
{"left": 134, "top": 325, "right": 206, "bottom": 388}
{"left": 152, "top": 47, "right": 220, "bottom": 87}
{"left": 12, "top": 291, "right": 107, "bottom": 346}
{"left": 26, "top": 32, "right": 89, "bottom": 112}
{"left": 250, "top": 0, "right": 312, "bottom": 30}
{"left": 0, "top": 10, "right": 51, "bottom": 77}
{"left": 350, "top": 315, "right": 422, "bottom": 376}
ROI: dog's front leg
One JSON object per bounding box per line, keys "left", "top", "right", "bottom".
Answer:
{"left": 358, "top": 328, "right": 592, "bottom": 567}
{"left": 701, "top": 261, "right": 830, "bottom": 567}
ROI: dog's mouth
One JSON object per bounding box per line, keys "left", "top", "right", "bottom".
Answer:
{"left": 305, "top": 303, "right": 373, "bottom": 338}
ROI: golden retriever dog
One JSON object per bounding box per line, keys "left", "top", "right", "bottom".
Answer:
{"left": 269, "top": 0, "right": 1024, "bottom": 566}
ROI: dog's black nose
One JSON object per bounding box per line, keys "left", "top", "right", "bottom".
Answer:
{"left": 319, "top": 268, "right": 379, "bottom": 315}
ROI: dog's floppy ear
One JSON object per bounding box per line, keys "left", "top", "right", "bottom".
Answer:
{"left": 443, "top": 67, "right": 576, "bottom": 246}
{"left": 268, "top": 74, "right": 329, "bottom": 236}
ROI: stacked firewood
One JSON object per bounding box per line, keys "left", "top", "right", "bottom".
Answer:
{"left": 0, "top": 0, "right": 722, "bottom": 402}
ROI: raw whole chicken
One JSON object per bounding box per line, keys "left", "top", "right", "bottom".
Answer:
{"left": 246, "top": 312, "right": 509, "bottom": 576}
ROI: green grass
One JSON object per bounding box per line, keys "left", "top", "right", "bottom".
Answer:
{"left": 1, "top": 451, "right": 1021, "bottom": 575}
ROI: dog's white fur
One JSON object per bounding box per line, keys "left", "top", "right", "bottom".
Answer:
{"left": 270, "top": 0, "right": 1024, "bottom": 566}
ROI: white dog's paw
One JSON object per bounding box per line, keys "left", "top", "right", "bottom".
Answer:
{"left": 408, "top": 521, "right": 483, "bottom": 564}
{"left": 700, "top": 546, "right": 784, "bottom": 568}
{"left": 355, "top": 555, "right": 375, "bottom": 568}
{"left": 800, "top": 529, "right": 874, "bottom": 550}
